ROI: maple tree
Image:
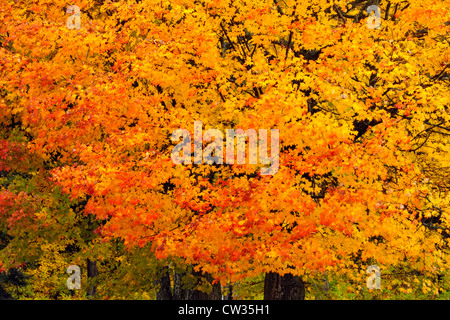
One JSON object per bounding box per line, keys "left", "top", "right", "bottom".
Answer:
{"left": 1, "top": 0, "right": 450, "bottom": 299}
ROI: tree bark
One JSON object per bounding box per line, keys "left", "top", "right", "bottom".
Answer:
{"left": 159, "top": 265, "right": 222, "bottom": 300}
{"left": 86, "top": 258, "right": 98, "bottom": 298}
{"left": 224, "top": 283, "right": 233, "bottom": 300}
{"left": 207, "top": 273, "right": 222, "bottom": 300}
{"left": 314, "top": 274, "right": 330, "bottom": 300}
{"left": 155, "top": 266, "right": 173, "bottom": 300}
{"left": 173, "top": 271, "right": 186, "bottom": 300}
{"left": 0, "top": 284, "right": 12, "bottom": 300}
{"left": 189, "top": 270, "right": 222, "bottom": 300}
{"left": 173, "top": 267, "right": 221, "bottom": 300}
{"left": 264, "top": 272, "right": 305, "bottom": 300}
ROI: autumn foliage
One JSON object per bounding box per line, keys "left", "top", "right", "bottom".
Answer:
{"left": 0, "top": 0, "right": 449, "bottom": 299}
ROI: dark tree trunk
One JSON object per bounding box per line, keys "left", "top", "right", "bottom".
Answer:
{"left": 188, "top": 270, "right": 222, "bottom": 300}
{"left": 173, "top": 271, "right": 187, "bottom": 300}
{"left": 86, "top": 258, "right": 98, "bottom": 297}
{"left": 315, "top": 275, "right": 330, "bottom": 300}
{"left": 190, "top": 287, "right": 210, "bottom": 300}
{"left": 189, "top": 284, "right": 222, "bottom": 299}
{"left": 173, "top": 267, "right": 221, "bottom": 300}
{"left": 156, "top": 266, "right": 173, "bottom": 300}
{"left": 207, "top": 273, "right": 222, "bottom": 300}
{"left": 211, "top": 283, "right": 222, "bottom": 299}
{"left": 158, "top": 264, "right": 222, "bottom": 300}
{"left": 224, "top": 283, "right": 233, "bottom": 300}
{"left": 264, "top": 272, "right": 305, "bottom": 300}
{"left": 0, "top": 284, "right": 12, "bottom": 300}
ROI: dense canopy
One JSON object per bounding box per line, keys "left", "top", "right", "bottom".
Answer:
{"left": 0, "top": 0, "right": 449, "bottom": 299}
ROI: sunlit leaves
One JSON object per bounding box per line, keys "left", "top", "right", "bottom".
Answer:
{"left": 1, "top": 0, "right": 449, "bottom": 297}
